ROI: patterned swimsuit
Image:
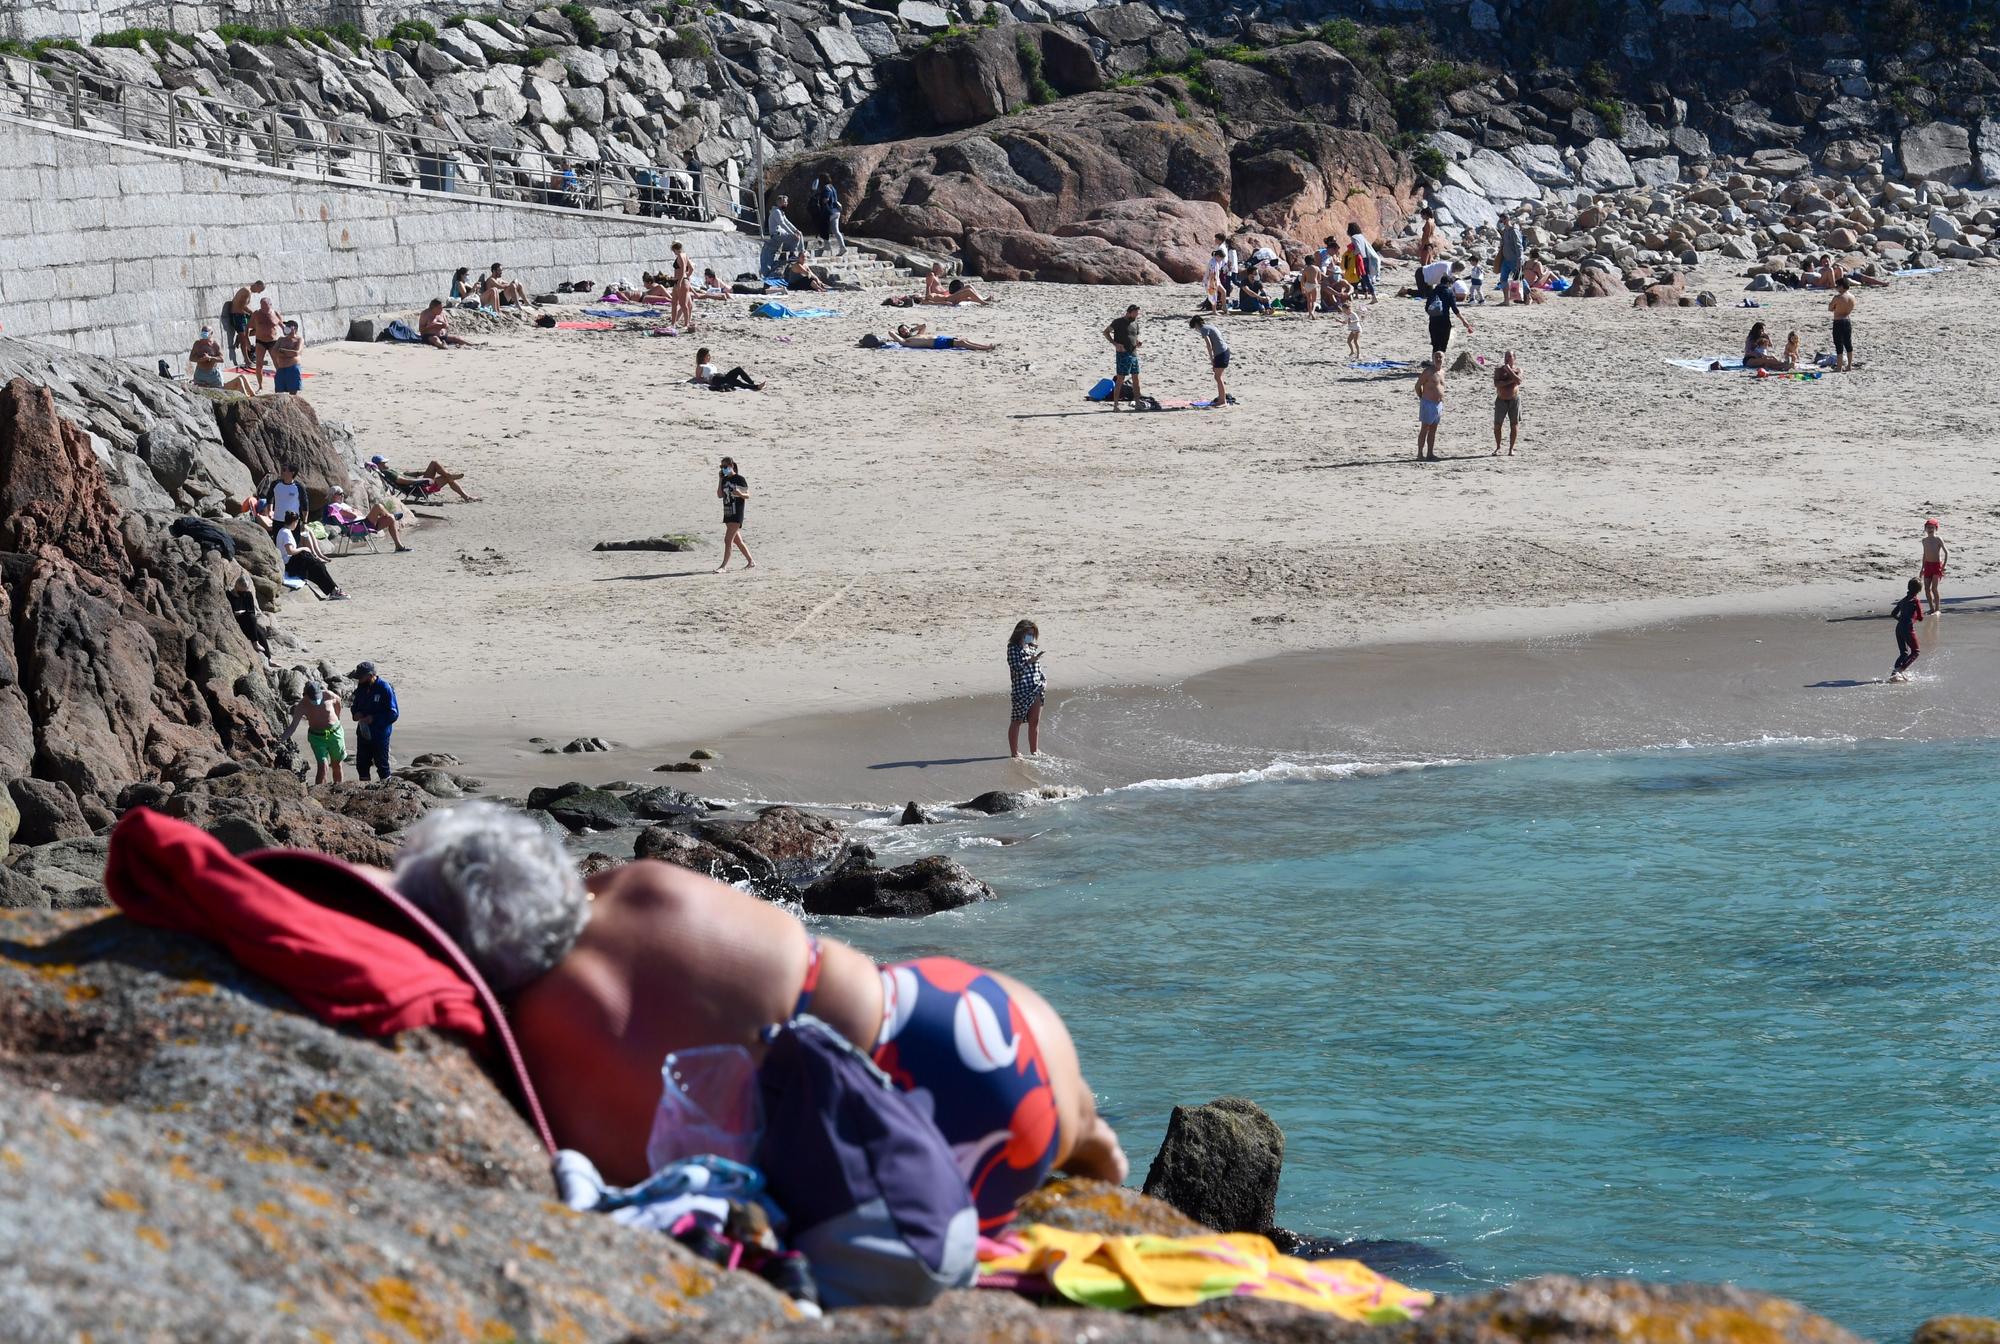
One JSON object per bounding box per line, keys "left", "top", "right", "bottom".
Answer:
{"left": 1007, "top": 642, "right": 1044, "bottom": 722}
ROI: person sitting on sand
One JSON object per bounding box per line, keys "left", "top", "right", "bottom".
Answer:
{"left": 228, "top": 574, "right": 272, "bottom": 661}
{"left": 923, "top": 262, "right": 995, "bottom": 306}
{"left": 387, "top": 800, "right": 1129, "bottom": 1219}
{"left": 1236, "top": 271, "right": 1274, "bottom": 315}
{"left": 274, "top": 513, "right": 346, "bottom": 600}
{"left": 1806, "top": 254, "right": 1843, "bottom": 290}
{"left": 483, "top": 263, "right": 528, "bottom": 307}
{"left": 1520, "top": 253, "right": 1552, "bottom": 303}
{"left": 419, "top": 300, "right": 471, "bottom": 350}
{"left": 696, "top": 268, "right": 731, "bottom": 300}
{"left": 861, "top": 331, "right": 997, "bottom": 351}
{"left": 368, "top": 454, "right": 479, "bottom": 502}
{"left": 637, "top": 275, "right": 672, "bottom": 301}
{"left": 1781, "top": 330, "right": 1802, "bottom": 368}
{"left": 450, "top": 267, "right": 474, "bottom": 301}
{"left": 782, "top": 255, "right": 827, "bottom": 293}
{"left": 1006, "top": 618, "right": 1045, "bottom": 758}
{"left": 185, "top": 324, "right": 251, "bottom": 393}
{"left": 324, "top": 486, "right": 412, "bottom": 553}
{"left": 1743, "top": 321, "right": 1791, "bottom": 371}
{"left": 690, "top": 347, "right": 764, "bottom": 392}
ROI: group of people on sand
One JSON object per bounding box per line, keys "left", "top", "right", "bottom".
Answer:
{"left": 235, "top": 458, "right": 477, "bottom": 602}
{"left": 449, "top": 263, "right": 530, "bottom": 309}
{"left": 1098, "top": 304, "right": 1236, "bottom": 410}
{"left": 279, "top": 660, "right": 400, "bottom": 784}
{"left": 1740, "top": 280, "right": 1862, "bottom": 373}
{"left": 190, "top": 281, "right": 304, "bottom": 394}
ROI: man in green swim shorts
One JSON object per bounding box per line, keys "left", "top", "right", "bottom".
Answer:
{"left": 281, "top": 681, "right": 347, "bottom": 784}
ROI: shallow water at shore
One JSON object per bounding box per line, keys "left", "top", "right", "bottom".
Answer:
{"left": 823, "top": 737, "right": 2000, "bottom": 1340}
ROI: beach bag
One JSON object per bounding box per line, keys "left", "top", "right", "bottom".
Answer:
{"left": 1085, "top": 377, "right": 1116, "bottom": 402}
{"left": 752, "top": 1015, "right": 977, "bottom": 1309}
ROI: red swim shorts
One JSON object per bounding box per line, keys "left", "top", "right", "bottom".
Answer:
{"left": 1923, "top": 561, "right": 1945, "bottom": 579}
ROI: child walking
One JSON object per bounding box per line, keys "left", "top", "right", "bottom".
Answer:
{"left": 1920, "top": 518, "right": 1947, "bottom": 616}
{"left": 1006, "top": 619, "right": 1045, "bottom": 758}
{"left": 1889, "top": 578, "right": 1924, "bottom": 682}
{"left": 1343, "top": 298, "right": 1362, "bottom": 360}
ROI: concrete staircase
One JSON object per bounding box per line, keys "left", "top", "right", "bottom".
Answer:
{"left": 801, "top": 237, "right": 962, "bottom": 288}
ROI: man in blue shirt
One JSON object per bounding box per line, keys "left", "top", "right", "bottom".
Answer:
{"left": 349, "top": 660, "right": 399, "bottom": 781}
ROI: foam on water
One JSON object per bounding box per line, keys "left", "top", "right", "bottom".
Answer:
{"left": 828, "top": 737, "right": 2000, "bottom": 1340}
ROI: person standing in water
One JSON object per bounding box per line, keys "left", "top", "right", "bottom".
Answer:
{"left": 715, "top": 457, "right": 754, "bottom": 572}
{"left": 1920, "top": 518, "right": 1947, "bottom": 616}
{"left": 1889, "top": 579, "right": 1924, "bottom": 682}
{"left": 1006, "top": 620, "right": 1045, "bottom": 759}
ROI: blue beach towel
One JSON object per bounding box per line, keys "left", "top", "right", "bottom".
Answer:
{"left": 582, "top": 305, "right": 663, "bottom": 321}
{"left": 378, "top": 320, "right": 422, "bottom": 343}
{"left": 1348, "top": 359, "right": 1416, "bottom": 371}
{"left": 752, "top": 301, "right": 840, "bottom": 319}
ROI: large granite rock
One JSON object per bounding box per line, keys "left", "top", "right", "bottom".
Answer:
{"left": 1054, "top": 197, "right": 1233, "bottom": 282}
{"left": 1141, "top": 1096, "right": 1284, "bottom": 1234}
{"left": 694, "top": 805, "right": 851, "bottom": 887}
{"left": 912, "top": 25, "right": 1029, "bottom": 127}
{"left": 800, "top": 854, "right": 997, "bottom": 917}
{"left": 1901, "top": 120, "right": 1974, "bottom": 185}
{"left": 159, "top": 769, "right": 397, "bottom": 867}
{"left": 963, "top": 229, "right": 1172, "bottom": 284}
{"left": 214, "top": 394, "right": 354, "bottom": 517}
{"left": 1231, "top": 124, "right": 1417, "bottom": 245}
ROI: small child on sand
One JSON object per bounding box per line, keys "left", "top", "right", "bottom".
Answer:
{"left": 1920, "top": 518, "right": 1947, "bottom": 616}
{"left": 1889, "top": 579, "right": 1924, "bottom": 683}
{"left": 1343, "top": 299, "right": 1362, "bottom": 360}
{"left": 282, "top": 682, "right": 347, "bottom": 783}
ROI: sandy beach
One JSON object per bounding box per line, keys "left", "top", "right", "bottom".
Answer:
{"left": 294, "top": 262, "right": 2000, "bottom": 800}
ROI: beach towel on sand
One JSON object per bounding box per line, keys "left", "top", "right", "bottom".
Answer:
{"left": 752, "top": 301, "right": 840, "bottom": 319}
{"left": 378, "top": 320, "right": 422, "bottom": 343}
{"left": 1348, "top": 359, "right": 1416, "bottom": 371}
{"left": 583, "top": 306, "right": 665, "bottom": 321}
{"left": 976, "top": 1225, "right": 1432, "bottom": 1322}
{"left": 1895, "top": 266, "right": 1944, "bottom": 277}
{"left": 556, "top": 320, "right": 617, "bottom": 331}
{"left": 1665, "top": 357, "right": 1746, "bottom": 371}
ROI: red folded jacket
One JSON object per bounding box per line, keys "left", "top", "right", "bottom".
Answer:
{"left": 103, "top": 807, "right": 555, "bottom": 1152}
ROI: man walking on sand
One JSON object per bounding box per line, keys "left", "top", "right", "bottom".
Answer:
{"left": 282, "top": 681, "right": 346, "bottom": 784}
{"left": 1492, "top": 350, "right": 1522, "bottom": 455}
{"left": 1189, "top": 315, "right": 1231, "bottom": 407}
{"left": 1921, "top": 519, "right": 1948, "bottom": 616}
{"left": 1104, "top": 304, "right": 1142, "bottom": 410}
{"left": 1415, "top": 351, "right": 1445, "bottom": 462}
{"left": 349, "top": 660, "right": 399, "bottom": 782}
{"left": 1829, "top": 278, "right": 1857, "bottom": 372}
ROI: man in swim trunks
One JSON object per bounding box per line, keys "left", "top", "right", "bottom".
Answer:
{"left": 390, "top": 802, "right": 1128, "bottom": 1229}
{"left": 281, "top": 681, "right": 346, "bottom": 784}
{"left": 1920, "top": 518, "right": 1947, "bottom": 616}
{"left": 1492, "top": 350, "right": 1521, "bottom": 456}
{"left": 270, "top": 320, "right": 305, "bottom": 395}
{"left": 225, "top": 280, "right": 263, "bottom": 367}
{"left": 250, "top": 297, "right": 284, "bottom": 391}
{"left": 187, "top": 324, "right": 226, "bottom": 390}
{"left": 1189, "top": 315, "right": 1230, "bottom": 406}
{"left": 1828, "top": 278, "right": 1856, "bottom": 372}
{"left": 1415, "top": 351, "right": 1445, "bottom": 462}
{"left": 1103, "top": 304, "right": 1141, "bottom": 410}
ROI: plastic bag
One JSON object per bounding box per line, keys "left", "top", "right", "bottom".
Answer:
{"left": 646, "top": 1043, "right": 764, "bottom": 1170}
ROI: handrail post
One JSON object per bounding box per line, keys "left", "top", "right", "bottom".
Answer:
{"left": 166, "top": 90, "right": 177, "bottom": 148}
{"left": 486, "top": 146, "right": 497, "bottom": 199}
{"left": 267, "top": 108, "right": 280, "bottom": 166}
{"left": 378, "top": 128, "right": 388, "bottom": 184}
{"left": 70, "top": 77, "right": 82, "bottom": 129}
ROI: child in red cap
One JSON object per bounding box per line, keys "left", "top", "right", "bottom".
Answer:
{"left": 1920, "top": 519, "right": 1947, "bottom": 616}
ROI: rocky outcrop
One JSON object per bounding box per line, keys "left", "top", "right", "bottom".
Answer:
{"left": 214, "top": 394, "right": 355, "bottom": 516}
{"left": 800, "top": 853, "right": 996, "bottom": 918}
{"left": 963, "top": 229, "right": 1172, "bottom": 284}
{"left": 158, "top": 767, "right": 398, "bottom": 867}
{"left": 1141, "top": 1096, "right": 1285, "bottom": 1234}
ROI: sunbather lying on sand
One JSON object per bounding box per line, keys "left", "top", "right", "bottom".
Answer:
{"left": 393, "top": 802, "right": 1128, "bottom": 1227}
{"left": 923, "top": 263, "right": 996, "bottom": 306}
{"left": 368, "top": 454, "right": 479, "bottom": 501}
{"left": 862, "top": 331, "right": 997, "bottom": 351}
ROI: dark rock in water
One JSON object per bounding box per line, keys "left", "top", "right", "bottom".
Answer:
{"left": 1267, "top": 1227, "right": 1456, "bottom": 1278}
{"left": 1142, "top": 1096, "right": 1284, "bottom": 1234}
{"left": 159, "top": 768, "right": 395, "bottom": 867}
{"left": 898, "top": 800, "right": 935, "bottom": 826}
{"left": 578, "top": 850, "right": 620, "bottom": 878}
{"left": 519, "top": 807, "right": 570, "bottom": 844}
{"left": 409, "top": 751, "right": 462, "bottom": 768}
{"left": 696, "top": 806, "right": 849, "bottom": 887}
{"left": 654, "top": 761, "right": 705, "bottom": 773}
{"left": 624, "top": 785, "right": 716, "bottom": 821}
{"left": 396, "top": 766, "right": 467, "bottom": 799}
{"left": 959, "top": 789, "right": 1035, "bottom": 815}
{"left": 312, "top": 777, "right": 436, "bottom": 835}
{"left": 1, "top": 836, "right": 111, "bottom": 909}
{"left": 688, "top": 747, "right": 720, "bottom": 760}
{"left": 634, "top": 823, "right": 771, "bottom": 885}
{"left": 592, "top": 537, "right": 694, "bottom": 552}
{"left": 9, "top": 777, "right": 91, "bottom": 846}
{"left": 560, "top": 735, "right": 615, "bottom": 753}
{"left": 542, "top": 788, "right": 634, "bottom": 833}
{"left": 1913, "top": 1318, "right": 2000, "bottom": 1344}
{"left": 800, "top": 854, "right": 995, "bottom": 918}
{"left": 0, "top": 907, "right": 792, "bottom": 1340}
{"left": 525, "top": 781, "right": 586, "bottom": 811}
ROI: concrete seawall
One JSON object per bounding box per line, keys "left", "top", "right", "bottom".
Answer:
{"left": 0, "top": 113, "right": 758, "bottom": 366}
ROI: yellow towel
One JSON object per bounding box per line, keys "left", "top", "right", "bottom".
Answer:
{"left": 977, "top": 1224, "right": 1433, "bottom": 1321}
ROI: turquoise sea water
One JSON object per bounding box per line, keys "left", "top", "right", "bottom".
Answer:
{"left": 829, "top": 739, "right": 2000, "bottom": 1339}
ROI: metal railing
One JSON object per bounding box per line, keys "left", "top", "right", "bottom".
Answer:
{"left": 0, "top": 51, "right": 762, "bottom": 229}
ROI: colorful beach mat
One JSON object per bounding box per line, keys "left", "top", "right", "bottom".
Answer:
{"left": 976, "top": 1225, "right": 1432, "bottom": 1322}
{"left": 554, "top": 320, "right": 617, "bottom": 331}
{"left": 581, "top": 306, "right": 667, "bottom": 321}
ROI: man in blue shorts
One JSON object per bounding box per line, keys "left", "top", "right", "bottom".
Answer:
{"left": 1103, "top": 304, "right": 1141, "bottom": 410}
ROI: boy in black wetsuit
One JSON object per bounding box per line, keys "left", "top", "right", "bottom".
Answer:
{"left": 1889, "top": 578, "right": 1924, "bottom": 682}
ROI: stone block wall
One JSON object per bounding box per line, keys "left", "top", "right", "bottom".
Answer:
{"left": 0, "top": 113, "right": 757, "bottom": 366}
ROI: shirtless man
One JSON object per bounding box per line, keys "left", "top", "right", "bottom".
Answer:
{"left": 482, "top": 262, "right": 528, "bottom": 307}
{"left": 418, "top": 299, "right": 470, "bottom": 349}
{"left": 270, "top": 319, "right": 305, "bottom": 395}
{"left": 1828, "top": 278, "right": 1857, "bottom": 371}
{"left": 1415, "top": 350, "right": 1445, "bottom": 462}
{"left": 187, "top": 324, "right": 228, "bottom": 391}
{"left": 249, "top": 297, "right": 284, "bottom": 390}
{"left": 281, "top": 681, "right": 346, "bottom": 784}
{"left": 225, "top": 280, "right": 264, "bottom": 366}
{"left": 1492, "top": 350, "right": 1522, "bottom": 456}
{"left": 1921, "top": 518, "right": 1948, "bottom": 616}
{"left": 390, "top": 803, "right": 1129, "bottom": 1228}
{"left": 1417, "top": 207, "right": 1440, "bottom": 267}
